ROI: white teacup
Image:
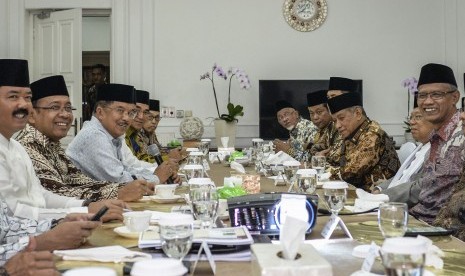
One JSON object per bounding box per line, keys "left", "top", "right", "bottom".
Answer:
{"left": 64, "top": 267, "right": 117, "bottom": 276}
{"left": 131, "top": 259, "right": 187, "bottom": 276}
{"left": 123, "top": 211, "right": 152, "bottom": 232}
{"left": 155, "top": 184, "right": 177, "bottom": 198}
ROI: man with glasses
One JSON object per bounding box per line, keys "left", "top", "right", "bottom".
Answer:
{"left": 16, "top": 75, "right": 153, "bottom": 203}
{"left": 125, "top": 90, "right": 152, "bottom": 161}
{"left": 326, "top": 92, "right": 400, "bottom": 191}
{"left": 67, "top": 83, "right": 175, "bottom": 184}
{"left": 373, "top": 107, "right": 433, "bottom": 196}
{"left": 273, "top": 100, "right": 317, "bottom": 161}
{"left": 307, "top": 89, "right": 342, "bottom": 166}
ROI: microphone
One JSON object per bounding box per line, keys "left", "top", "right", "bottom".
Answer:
{"left": 147, "top": 144, "right": 175, "bottom": 184}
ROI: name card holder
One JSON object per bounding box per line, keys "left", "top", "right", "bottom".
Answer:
{"left": 321, "top": 214, "right": 353, "bottom": 240}
{"left": 191, "top": 241, "right": 216, "bottom": 275}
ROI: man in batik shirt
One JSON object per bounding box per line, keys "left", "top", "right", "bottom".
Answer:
{"left": 307, "top": 89, "right": 342, "bottom": 166}
{"left": 125, "top": 90, "right": 153, "bottom": 161}
{"left": 327, "top": 93, "right": 400, "bottom": 191}
{"left": 273, "top": 100, "right": 317, "bottom": 162}
{"left": 16, "top": 75, "right": 152, "bottom": 202}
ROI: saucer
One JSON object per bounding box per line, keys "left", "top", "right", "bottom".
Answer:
{"left": 114, "top": 225, "right": 158, "bottom": 239}
{"left": 150, "top": 194, "right": 183, "bottom": 204}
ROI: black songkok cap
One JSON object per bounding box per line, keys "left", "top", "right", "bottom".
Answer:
{"left": 0, "top": 59, "right": 30, "bottom": 87}
{"left": 96, "top": 83, "right": 135, "bottom": 104}
{"left": 149, "top": 99, "right": 160, "bottom": 112}
{"left": 275, "top": 100, "right": 294, "bottom": 113}
{"left": 135, "top": 90, "right": 150, "bottom": 105}
{"left": 31, "top": 75, "right": 68, "bottom": 102}
{"left": 417, "top": 63, "right": 457, "bottom": 87}
{"left": 327, "top": 92, "right": 363, "bottom": 114}
{"left": 328, "top": 77, "right": 356, "bottom": 93}
{"left": 307, "top": 90, "right": 328, "bottom": 107}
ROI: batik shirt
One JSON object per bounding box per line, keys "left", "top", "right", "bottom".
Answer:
{"left": 0, "top": 199, "right": 52, "bottom": 264}
{"left": 328, "top": 119, "right": 400, "bottom": 191}
{"left": 16, "top": 124, "right": 122, "bottom": 200}
{"left": 309, "top": 121, "right": 342, "bottom": 166}
{"left": 125, "top": 127, "right": 155, "bottom": 163}
{"left": 287, "top": 117, "right": 318, "bottom": 162}
{"left": 410, "top": 111, "right": 465, "bottom": 224}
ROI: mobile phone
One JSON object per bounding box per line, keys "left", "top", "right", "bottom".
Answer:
{"left": 404, "top": 226, "right": 454, "bottom": 237}
{"left": 91, "top": 206, "right": 109, "bottom": 221}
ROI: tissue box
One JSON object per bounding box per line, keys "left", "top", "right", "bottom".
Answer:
{"left": 251, "top": 244, "right": 332, "bottom": 276}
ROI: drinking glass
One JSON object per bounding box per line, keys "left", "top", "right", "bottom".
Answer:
{"left": 191, "top": 187, "right": 219, "bottom": 229}
{"left": 283, "top": 160, "right": 301, "bottom": 185}
{"left": 187, "top": 151, "right": 204, "bottom": 165}
{"left": 182, "top": 164, "right": 204, "bottom": 181}
{"left": 380, "top": 237, "right": 427, "bottom": 276}
{"left": 159, "top": 214, "right": 194, "bottom": 260}
{"left": 199, "top": 138, "right": 211, "bottom": 156}
{"left": 295, "top": 169, "right": 317, "bottom": 194}
{"left": 311, "top": 156, "right": 326, "bottom": 178}
{"left": 322, "top": 181, "right": 348, "bottom": 216}
{"left": 378, "top": 202, "right": 409, "bottom": 238}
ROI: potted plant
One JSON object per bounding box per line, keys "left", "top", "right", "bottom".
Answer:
{"left": 401, "top": 77, "right": 418, "bottom": 143}
{"left": 201, "top": 63, "right": 251, "bottom": 148}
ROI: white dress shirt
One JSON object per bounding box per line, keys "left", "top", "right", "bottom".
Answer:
{"left": 0, "top": 133, "right": 85, "bottom": 220}
{"left": 66, "top": 117, "right": 159, "bottom": 183}
{"left": 387, "top": 143, "right": 430, "bottom": 189}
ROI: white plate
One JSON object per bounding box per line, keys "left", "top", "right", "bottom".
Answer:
{"left": 150, "top": 194, "right": 183, "bottom": 204}
{"left": 114, "top": 225, "right": 158, "bottom": 239}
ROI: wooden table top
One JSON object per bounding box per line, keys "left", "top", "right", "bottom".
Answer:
{"left": 56, "top": 163, "right": 465, "bottom": 276}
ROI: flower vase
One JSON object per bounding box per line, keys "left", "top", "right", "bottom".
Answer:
{"left": 214, "top": 120, "right": 237, "bottom": 149}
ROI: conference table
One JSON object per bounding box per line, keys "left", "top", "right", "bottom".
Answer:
{"left": 56, "top": 163, "right": 465, "bottom": 275}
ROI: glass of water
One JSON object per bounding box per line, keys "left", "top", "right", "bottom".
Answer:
{"left": 295, "top": 169, "right": 317, "bottom": 194}
{"left": 378, "top": 202, "right": 408, "bottom": 238}
{"left": 311, "top": 156, "right": 326, "bottom": 177}
{"left": 159, "top": 214, "right": 194, "bottom": 260}
{"left": 182, "top": 164, "right": 204, "bottom": 181}
{"left": 191, "top": 187, "right": 219, "bottom": 229}
{"left": 199, "top": 138, "right": 211, "bottom": 156}
{"left": 380, "top": 237, "right": 427, "bottom": 276}
{"left": 322, "top": 181, "right": 348, "bottom": 215}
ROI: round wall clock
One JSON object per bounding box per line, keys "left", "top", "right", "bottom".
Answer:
{"left": 283, "top": 0, "right": 328, "bottom": 32}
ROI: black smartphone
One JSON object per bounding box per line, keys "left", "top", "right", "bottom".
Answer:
{"left": 404, "top": 226, "right": 454, "bottom": 237}
{"left": 91, "top": 206, "right": 109, "bottom": 221}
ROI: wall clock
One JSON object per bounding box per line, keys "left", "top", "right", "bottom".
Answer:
{"left": 283, "top": 0, "right": 328, "bottom": 32}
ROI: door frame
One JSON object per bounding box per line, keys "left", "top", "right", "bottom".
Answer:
{"left": 6, "top": 0, "right": 130, "bottom": 84}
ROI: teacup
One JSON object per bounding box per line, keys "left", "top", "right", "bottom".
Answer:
{"left": 155, "top": 184, "right": 177, "bottom": 198}
{"left": 64, "top": 267, "right": 117, "bottom": 276}
{"left": 123, "top": 211, "right": 152, "bottom": 232}
{"left": 131, "top": 259, "right": 187, "bottom": 276}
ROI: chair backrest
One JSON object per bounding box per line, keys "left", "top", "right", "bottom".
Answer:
{"left": 396, "top": 141, "right": 417, "bottom": 164}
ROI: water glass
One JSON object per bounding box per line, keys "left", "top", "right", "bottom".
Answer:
{"left": 380, "top": 237, "right": 427, "bottom": 276}
{"left": 159, "top": 214, "right": 194, "bottom": 260}
{"left": 182, "top": 164, "right": 204, "bottom": 181}
{"left": 187, "top": 151, "right": 204, "bottom": 165}
{"left": 311, "top": 156, "right": 326, "bottom": 177}
{"left": 283, "top": 160, "right": 301, "bottom": 185}
{"left": 322, "top": 181, "right": 348, "bottom": 215}
{"left": 191, "top": 187, "right": 219, "bottom": 229}
{"left": 295, "top": 169, "right": 317, "bottom": 194}
{"left": 378, "top": 202, "right": 409, "bottom": 238}
{"left": 199, "top": 138, "right": 211, "bottom": 156}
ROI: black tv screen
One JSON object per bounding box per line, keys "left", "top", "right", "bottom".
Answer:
{"left": 259, "top": 80, "right": 363, "bottom": 140}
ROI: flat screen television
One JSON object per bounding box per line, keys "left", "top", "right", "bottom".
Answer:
{"left": 259, "top": 80, "right": 363, "bottom": 140}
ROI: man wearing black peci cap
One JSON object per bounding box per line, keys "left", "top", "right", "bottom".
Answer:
{"left": 327, "top": 77, "right": 356, "bottom": 99}
{"left": 125, "top": 90, "right": 152, "bottom": 161}
{"left": 307, "top": 89, "right": 342, "bottom": 166}
{"left": 327, "top": 93, "right": 400, "bottom": 191}
{"left": 273, "top": 100, "right": 317, "bottom": 161}
{"left": 16, "top": 75, "right": 153, "bottom": 203}
{"left": 67, "top": 84, "right": 177, "bottom": 184}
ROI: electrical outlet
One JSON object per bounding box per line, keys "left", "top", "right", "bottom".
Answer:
{"left": 168, "top": 107, "right": 176, "bottom": 118}
{"left": 176, "top": 110, "right": 184, "bottom": 118}
{"left": 161, "top": 107, "right": 169, "bottom": 118}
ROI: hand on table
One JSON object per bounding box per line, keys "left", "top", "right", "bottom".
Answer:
{"left": 118, "top": 179, "right": 154, "bottom": 201}
{"left": 4, "top": 250, "right": 59, "bottom": 276}
{"left": 88, "top": 199, "right": 127, "bottom": 222}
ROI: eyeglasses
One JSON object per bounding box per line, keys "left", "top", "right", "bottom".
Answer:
{"left": 104, "top": 106, "right": 139, "bottom": 119}
{"left": 409, "top": 114, "right": 424, "bottom": 122}
{"left": 146, "top": 114, "right": 161, "bottom": 122}
{"left": 417, "top": 90, "right": 456, "bottom": 101}
{"left": 34, "top": 105, "right": 76, "bottom": 114}
{"left": 277, "top": 111, "right": 294, "bottom": 122}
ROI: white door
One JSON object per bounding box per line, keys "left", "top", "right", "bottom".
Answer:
{"left": 33, "top": 9, "right": 82, "bottom": 147}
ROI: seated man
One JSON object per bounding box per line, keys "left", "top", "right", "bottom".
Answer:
{"left": 327, "top": 77, "right": 357, "bottom": 99}
{"left": 375, "top": 107, "right": 433, "bottom": 193}
{"left": 16, "top": 75, "right": 153, "bottom": 202}
{"left": 67, "top": 83, "right": 176, "bottom": 184}
{"left": 0, "top": 198, "right": 100, "bottom": 264}
{"left": 273, "top": 100, "right": 317, "bottom": 161}
{"left": 327, "top": 92, "right": 400, "bottom": 191}
{"left": 307, "top": 89, "right": 342, "bottom": 166}
{"left": 0, "top": 59, "right": 124, "bottom": 221}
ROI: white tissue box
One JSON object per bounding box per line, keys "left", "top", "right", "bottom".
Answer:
{"left": 251, "top": 244, "right": 332, "bottom": 276}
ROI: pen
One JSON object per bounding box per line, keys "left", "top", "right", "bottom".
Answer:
{"left": 123, "top": 208, "right": 133, "bottom": 212}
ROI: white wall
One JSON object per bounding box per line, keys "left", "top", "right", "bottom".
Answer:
{"left": 0, "top": 1, "right": 8, "bottom": 57}
{"left": 2, "top": 0, "right": 465, "bottom": 147}
{"left": 82, "top": 16, "right": 110, "bottom": 51}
